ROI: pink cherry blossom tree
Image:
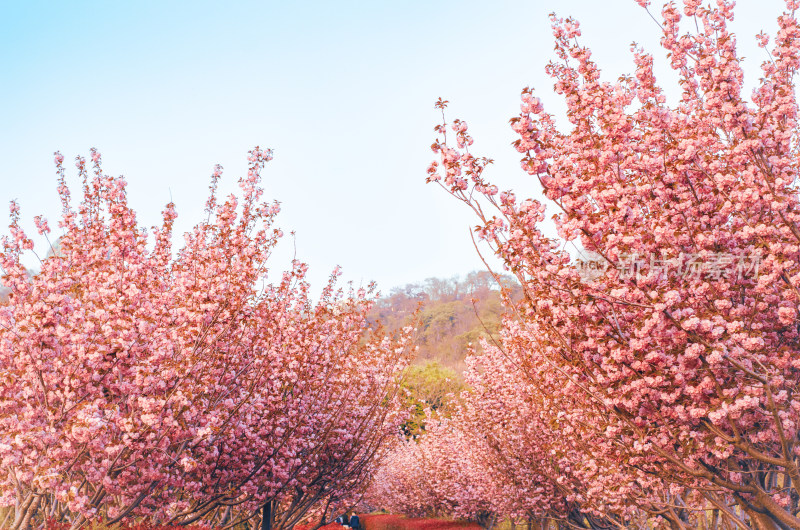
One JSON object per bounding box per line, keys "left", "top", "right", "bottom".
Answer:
{"left": 370, "top": 335, "right": 674, "bottom": 529}
{"left": 367, "top": 414, "right": 501, "bottom": 530}
{"left": 418, "top": 0, "right": 800, "bottom": 528}
{"left": 0, "top": 149, "right": 412, "bottom": 530}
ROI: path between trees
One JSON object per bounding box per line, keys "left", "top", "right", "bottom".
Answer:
{"left": 297, "top": 514, "right": 481, "bottom": 530}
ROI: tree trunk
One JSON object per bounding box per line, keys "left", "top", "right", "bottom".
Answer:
{"left": 742, "top": 506, "right": 781, "bottom": 530}
{"left": 262, "top": 500, "right": 272, "bottom": 530}
{"left": 19, "top": 497, "right": 40, "bottom": 530}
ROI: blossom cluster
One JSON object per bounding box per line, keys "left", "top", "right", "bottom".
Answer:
{"left": 377, "top": 0, "right": 800, "bottom": 528}
{"left": 0, "top": 149, "right": 413, "bottom": 530}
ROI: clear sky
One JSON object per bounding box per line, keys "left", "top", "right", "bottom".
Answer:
{"left": 0, "top": 0, "right": 787, "bottom": 294}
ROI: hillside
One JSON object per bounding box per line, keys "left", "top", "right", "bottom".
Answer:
{"left": 368, "top": 271, "right": 519, "bottom": 374}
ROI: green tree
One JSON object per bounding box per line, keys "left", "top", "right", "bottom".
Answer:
{"left": 399, "top": 360, "right": 464, "bottom": 438}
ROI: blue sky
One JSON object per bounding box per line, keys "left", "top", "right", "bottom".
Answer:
{"left": 0, "top": 0, "right": 787, "bottom": 294}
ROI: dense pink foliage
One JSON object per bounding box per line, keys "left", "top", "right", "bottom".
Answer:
{"left": 0, "top": 149, "right": 413, "bottom": 530}
{"left": 374, "top": 1, "right": 800, "bottom": 529}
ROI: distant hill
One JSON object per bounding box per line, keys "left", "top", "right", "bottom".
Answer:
{"left": 369, "top": 272, "right": 520, "bottom": 436}
{"left": 368, "top": 271, "right": 520, "bottom": 374}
